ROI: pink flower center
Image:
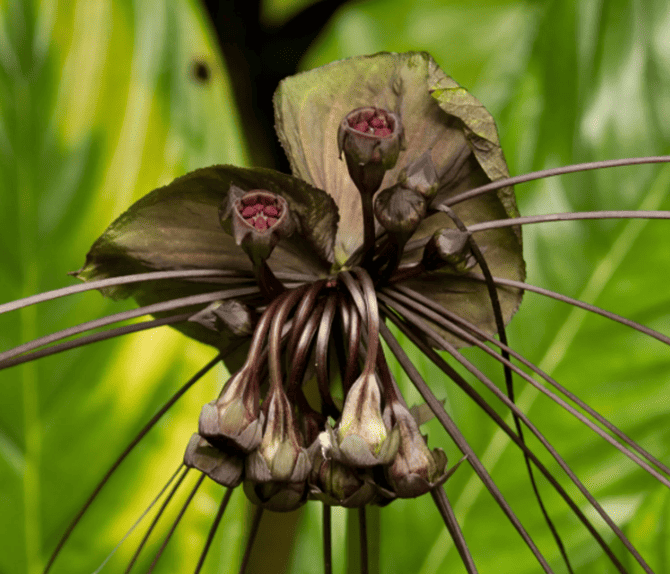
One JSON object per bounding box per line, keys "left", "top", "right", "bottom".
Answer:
{"left": 238, "top": 192, "right": 283, "bottom": 231}
{"left": 348, "top": 109, "right": 394, "bottom": 138}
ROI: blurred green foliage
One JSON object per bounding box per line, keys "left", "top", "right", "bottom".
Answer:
{"left": 0, "top": 0, "right": 669, "bottom": 573}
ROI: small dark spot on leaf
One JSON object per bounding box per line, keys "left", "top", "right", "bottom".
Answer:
{"left": 191, "top": 60, "right": 211, "bottom": 83}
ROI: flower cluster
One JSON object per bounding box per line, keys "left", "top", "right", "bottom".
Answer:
{"left": 185, "top": 264, "right": 451, "bottom": 511}
{"left": 72, "top": 52, "right": 523, "bottom": 516}
{"left": 65, "top": 52, "right": 524, "bottom": 555}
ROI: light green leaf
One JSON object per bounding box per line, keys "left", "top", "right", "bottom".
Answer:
{"left": 0, "top": 1, "right": 250, "bottom": 572}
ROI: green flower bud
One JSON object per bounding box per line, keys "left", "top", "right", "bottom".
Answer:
{"left": 422, "top": 228, "right": 477, "bottom": 273}
{"left": 243, "top": 479, "right": 308, "bottom": 512}
{"left": 331, "top": 372, "right": 399, "bottom": 467}
{"left": 199, "top": 366, "right": 264, "bottom": 453}
{"left": 245, "top": 385, "right": 310, "bottom": 483}
{"left": 398, "top": 150, "right": 439, "bottom": 199}
{"left": 188, "top": 299, "right": 256, "bottom": 336}
{"left": 307, "top": 431, "right": 377, "bottom": 507}
{"left": 374, "top": 184, "right": 427, "bottom": 239}
{"left": 384, "top": 400, "right": 448, "bottom": 498}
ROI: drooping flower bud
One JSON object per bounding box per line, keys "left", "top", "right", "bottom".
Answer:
{"left": 397, "top": 150, "right": 439, "bottom": 199}
{"left": 374, "top": 184, "right": 426, "bottom": 240}
{"left": 330, "top": 372, "right": 399, "bottom": 467}
{"left": 246, "top": 384, "right": 310, "bottom": 483}
{"left": 308, "top": 431, "right": 377, "bottom": 507}
{"left": 199, "top": 366, "right": 264, "bottom": 453}
{"left": 243, "top": 384, "right": 311, "bottom": 512}
{"left": 422, "top": 228, "right": 477, "bottom": 273}
{"left": 337, "top": 107, "right": 404, "bottom": 196}
{"left": 220, "top": 186, "right": 294, "bottom": 265}
{"left": 243, "top": 478, "right": 308, "bottom": 512}
{"left": 384, "top": 400, "right": 448, "bottom": 498}
{"left": 183, "top": 433, "right": 244, "bottom": 488}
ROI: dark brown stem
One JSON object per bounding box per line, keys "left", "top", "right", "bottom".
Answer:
{"left": 268, "top": 285, "right": 309, "bottom": 390}
{"left": 323, "top": 504, "right": 332, "bottom": 574}
{"left": 361, "top": 191, "right": 376, "bottom": 270}
{"left": 430, "top": 487, "right": 478, "bottom": 573}
{"left": 358, "top": 507, "right": 368, "bottom": 574}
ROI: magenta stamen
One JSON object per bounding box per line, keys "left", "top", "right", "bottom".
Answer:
{"left": 242, "top": 205, "right": 257, "bottom": 218}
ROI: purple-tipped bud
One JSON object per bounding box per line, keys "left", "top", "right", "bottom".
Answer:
{"left": 220, "top": 186, "right": 294, "bottom": 264}
{"left": 374, "top": 184, "right": 426, "bottom": 239}
{"left": 384, "top": 400, "right": 448, "bottom": 498}
{"left": 422, "top": 228, "right": 477, "bottom": 273}
{"left": 245, "top": 385, "right": 310, "bottom": 483}
{"left": 337, "top": 107, "right": 404, "bottom": 196}
{"left": 183, "top": 433, "right": 244, "bottom": 488}
{"left": 331, "top": 372, "right": 399, "bottom": 467}
{"left": 199, "top": 367, "right": 264, "bottom": 453}
{"left": 398, "top": 150, "right": 439, "bottom": 199}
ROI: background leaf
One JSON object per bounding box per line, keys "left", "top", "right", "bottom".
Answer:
{"left": 1, "top": 0, "right": 669, "bottom": 573}
{"left": 0, "top": 1, "right": 249, "bottom": 572}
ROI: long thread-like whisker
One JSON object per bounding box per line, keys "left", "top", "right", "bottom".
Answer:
{"left": 404, "top": 210, "right": 670, "bottom": 255}
{"left": 389, "top": 283, "right": 670, "bottom": 476}
{"left": 193, "top": 487, "right": 235, "bottom": 574}
{"left": 0, "top": 269, "right": 254, "bottom": 316}
{"left": 468, "top": 210, "right": 670, "bottom": 232}
{"left": 430, "top": 487, "right": 478, "bottom": 574}
{"left": 383, "top": 304, "right": 654, "bottom": 572}
{"left": 123, "top": 468, "right": 191, "bottom": 573}
{"left": 441, "top": 156, "right": 670, "bottom": 208}
{"left": 239, "top": 506, "right": 264, "bottom": 574}
{"left": 89, "top": 464, "right": 184, "bottom": 574}
{"left": 0, "top": 287, "right": 259, "bottom": 363}
{"left": 382, "top": 291, "right": 670, "bottom": 484}
{"left": 42, "top": 355, "right": 222, "bottom": 574}
{"left": 383, "top": 311, "right": 627, "bottom": 571}
{"left": 146, "top": 473, "right": 206, "bottom": 573}
{"left": 0, "top": 313, "right": 192, "bottom": 370}
{"left": 377, "top": 321, "right": 554, "bottom": 572}
{"left": 440, "top": 205, "right": 573, "bottom": 571}
{"left": 468, "top": 273, "right": 670, "bottom": 347}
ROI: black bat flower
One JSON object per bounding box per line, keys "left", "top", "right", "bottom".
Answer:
{"left": 2, "top": 49, "right": 670, "bottom": 574}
